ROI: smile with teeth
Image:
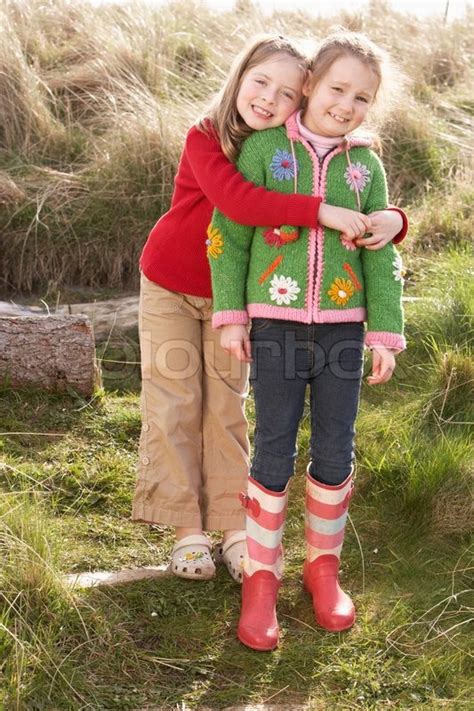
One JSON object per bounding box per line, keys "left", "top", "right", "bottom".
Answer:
{"left": 329, "top": 112, "right": 349, "bottom": 123}
{"left": 252, "top": 105, "right": 273, "bottom": 118}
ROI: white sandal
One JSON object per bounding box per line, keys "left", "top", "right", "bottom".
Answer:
{"left": 170, "top": 534, "right": 216, "bottom": 580}
{"left": 214, "top": 531, "right": 246, "bottom": 583}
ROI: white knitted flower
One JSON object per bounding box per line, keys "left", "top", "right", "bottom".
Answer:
{"left": 269, "top": 274, "right": 301, "bottom": 306}
{"left": 392, "top": 254, "right": 405, "bottom": 282}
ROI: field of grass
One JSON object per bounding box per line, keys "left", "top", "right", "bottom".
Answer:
{"left": 1, "top": 0, "right": 473, "bottom": 708}
{"left": 1, "top": 253, "right": 472, "bottom": 708}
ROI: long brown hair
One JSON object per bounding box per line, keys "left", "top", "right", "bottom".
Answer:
{"left": 198, "top": 35, "right": 308, "bottom": 162}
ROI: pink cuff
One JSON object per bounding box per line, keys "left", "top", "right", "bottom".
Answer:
{"left": 365, "top": 331, "right": 406, "bottom": 352}
{"left": 212, "top": 310, "right": 249, "bottom": 329}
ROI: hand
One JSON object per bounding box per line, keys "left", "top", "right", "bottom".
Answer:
{"left": 220, "top": 324, "right": 252, "bottom": 363}
{"left": 355, "top": 210, "right": 403, "bottom": 250}
{"left": 319, "top": 203, "right": 372, "bottom": 241}
{"left": 367, "top": 346, "right": 396, "bottom": 385}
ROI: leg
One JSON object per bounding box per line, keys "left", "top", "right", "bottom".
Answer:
{"left": 238, "top": 320, "right": 311, "bottom": 650}
{"left": 304, "top": 323, "right": 364, "bottom": 630}
{"left": 201, "top": 315, "right": 250, "bottom": 532}
{"left": 132, "top": 274, "right": 206, "bottom": 528}
{"left": 132, "top": 276, "right": 217, "bottom": 578}
{"left": 250, "top": 319, "right": 310, "bottom": 491}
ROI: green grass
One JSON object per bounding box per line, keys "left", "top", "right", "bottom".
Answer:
{"left": 1, "top": 247, "right": 472, "bottom": 709}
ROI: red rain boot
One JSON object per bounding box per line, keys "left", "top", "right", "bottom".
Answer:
{"left": 238, "top": 570, "right": 281, "bottom": 651}
{"left": 303, "top": 554, "right": 355, "bottom": 631}
{"left": 236, "top": 477, "right": 288, "bottom": 651}
{"left": 304, "top": 467, "right": 355, "bottom": 632}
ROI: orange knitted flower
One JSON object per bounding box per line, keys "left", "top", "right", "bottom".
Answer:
{"left": 206, "top": 225, "right": 224, "bottom": 258}
{"left": 327, "top": 278, "right": 354, "bottom": 306}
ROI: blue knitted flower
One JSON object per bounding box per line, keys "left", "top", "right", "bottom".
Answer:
{"left": 270, "top": 150, "right": 297, "bottom": 181}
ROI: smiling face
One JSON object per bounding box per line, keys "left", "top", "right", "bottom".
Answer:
{"left": 301, "top": 54, "right": 379, "bottom": 137}
{"left": 236, "top": 52, "right": 304, "bottom": 130}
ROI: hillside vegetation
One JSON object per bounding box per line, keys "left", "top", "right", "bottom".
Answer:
{"left": 0, "top": 0, "right": 472, "bottom": 297}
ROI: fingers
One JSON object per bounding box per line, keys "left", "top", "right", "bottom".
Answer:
{"left": 243, "top": 335, "right": 253, "bottom": 362}
{"left": 222, "top": 338, "right": 252, "bottom": 363}
{"left": 367, "top": 366, "right": 393, "bottom": 385}
{"left": 361, "top": 214, "right": 372, "bottom": 231}
{"left": 367, "top": 351, "right": 395, "bottom": 385}
{"left": 343, "top": 216, "right": 370, "bottom": 240}
{"left": 355, "top": 233, "right": 386, "bottom": 250}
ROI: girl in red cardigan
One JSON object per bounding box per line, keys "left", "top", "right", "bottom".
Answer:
{"left": 132, "top": 35, "right": 407, "bottom": 582}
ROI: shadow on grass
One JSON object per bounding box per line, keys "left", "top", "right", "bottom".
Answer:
{"left": 66, "top": 487, "right": 471, "bottom": 709}
{"left": 0, "top": 387, "right": 95, "bottom": 456}
{"left": 97, "top": 329, "right": 142, "bottom": 396}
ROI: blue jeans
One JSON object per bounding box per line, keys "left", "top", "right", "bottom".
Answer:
{"left": 249, "top": 319, "right": 364, "bottom": 491}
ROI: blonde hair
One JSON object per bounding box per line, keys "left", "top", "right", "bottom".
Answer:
{"left": 199, "top": 35, "right": 308, "bottom": 162}
{"left": 308, "top": 31, "right": 386, "bottom": 97}
{"left": 306, "top": 31, "right": 398, "bottom": 144}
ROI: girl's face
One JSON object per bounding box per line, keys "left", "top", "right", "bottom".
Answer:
{"left": 236, "top": 53, "right": 304, "bottom": 131}
{"left": 302, "top": 55, "right": 379, "bottom": 137}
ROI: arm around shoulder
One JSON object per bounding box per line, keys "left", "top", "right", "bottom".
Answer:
{"left": 187, "top": 125, "right": 320, "bottom": 228}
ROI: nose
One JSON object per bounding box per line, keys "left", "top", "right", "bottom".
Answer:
{"left": 261, "top": 86, "right": 277, "bottom": 105}
{"left": 338, "top": 96, "right": 354, "bottom": 115}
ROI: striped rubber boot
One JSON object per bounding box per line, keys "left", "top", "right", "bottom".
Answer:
{"left": 237, "top": 477, "right": 288, "bottom": 651}
{"left": 303, "top": 465, "right": 355, "bottom": 631}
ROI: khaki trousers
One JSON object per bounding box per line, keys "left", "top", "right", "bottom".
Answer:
{"left": 132, "top": 274, "right": 250, "bottom": 530}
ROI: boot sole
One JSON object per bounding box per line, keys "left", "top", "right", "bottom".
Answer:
{"left": 303, "top": 581, "right": 355, "bottom": 632}
{"left": 237, "top": 630, "right": 279, "bottom": 651}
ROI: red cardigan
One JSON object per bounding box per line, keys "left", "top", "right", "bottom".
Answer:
{"left": 140, "top": 124, "right": 407, "bottom": 298}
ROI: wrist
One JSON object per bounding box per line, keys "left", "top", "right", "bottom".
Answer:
{"left": 318, "top": 202, "right": 329, "bottom": 227}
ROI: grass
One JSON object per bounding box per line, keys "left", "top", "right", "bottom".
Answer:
{"left": 1, "top": 249, "right": 473, "bottom": 708}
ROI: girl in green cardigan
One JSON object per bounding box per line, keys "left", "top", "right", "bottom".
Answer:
{"left": 209, "top": 32, "right": 406, "bottom": 650}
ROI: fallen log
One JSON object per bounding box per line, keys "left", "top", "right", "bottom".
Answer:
{"left": 0, "top": 315, "right": 101, "bottom": 397}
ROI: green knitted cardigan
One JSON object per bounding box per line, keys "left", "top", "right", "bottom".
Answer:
{"left": 208, "top": 112, "right": 405, "bottom": 351}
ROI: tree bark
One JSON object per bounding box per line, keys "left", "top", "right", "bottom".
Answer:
{"left": 0, "top": 315, "right": 101, "bottom": 397}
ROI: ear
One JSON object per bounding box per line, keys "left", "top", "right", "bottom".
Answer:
{"left": 302, "top": 74, "right": 312, "bottom": 98}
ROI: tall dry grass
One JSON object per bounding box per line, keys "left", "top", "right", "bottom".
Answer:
{"left": 0, "top": 0, "right": 473, "bottom": 296}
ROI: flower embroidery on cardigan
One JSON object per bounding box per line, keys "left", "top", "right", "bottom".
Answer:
{"left": 269, "top": 274, "right": 301, "bottom": 305}
{"left": 263, "top": 226, "right": 299, "bottom": 248}
{"left": 328, "top": 277, "right": 355, "bottom": 306}
{"left": 340, "top": 235, "right": 358, "bottom": 251}
{"left": 270, "top": 149, "right": 298, "bottom": 181}
{"left": 392, "top": 254, "right": 405, "bottom": 282}
{"left": 206, "top": 225, "right": 224, "bottom": 258}
{"left": 344, "top": 162, "right": 370, "bottom": 193}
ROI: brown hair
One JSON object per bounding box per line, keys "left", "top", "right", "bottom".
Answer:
{"left": 307, "top": 31, "right": 386, "bottom": 100}
{"left": 198, "top": 34, "right": 308, "bottom": 162}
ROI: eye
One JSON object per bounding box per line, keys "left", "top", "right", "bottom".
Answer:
{"left": 255, "top": 79, "right": 266, "bottom": 86}
{"left": 332, "top": 86, "right": 343, "bottom": 93}
{"left": 282, "top": 91, "right": 295, "bottom": 100}
{"left": 356, "top": 96, "right": 369, "bottom": 103}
